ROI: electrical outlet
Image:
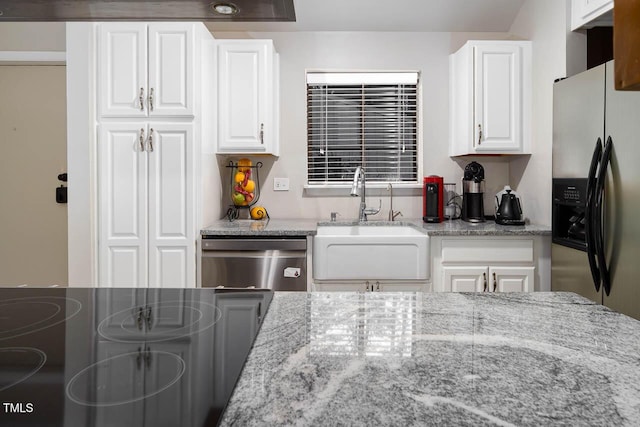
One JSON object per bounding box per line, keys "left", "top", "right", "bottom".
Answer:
{"left": 274, "top": 177, "right": 290, "bottom": 191}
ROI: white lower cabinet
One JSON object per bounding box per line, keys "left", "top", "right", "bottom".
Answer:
{"left": 433, "top": 236, "right": 546, "bottom": 293}
{"left": 311, "top": 281, "right": 428, "bottom": 292}
{"left": 443, "top": 265, "right": 534, "bottom": 293}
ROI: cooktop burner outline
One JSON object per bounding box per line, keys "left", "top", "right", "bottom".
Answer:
{"left": 0, "top": 296, "right": 82, "bottom": 341}
{"left": 0, "top": 347, "right": 47, "bottom": 392}
{"left": 65, "top": 350, "right": 186, "bottom": 407}
{"left": 97, "top": 300, "right": 221, "bottom": 343}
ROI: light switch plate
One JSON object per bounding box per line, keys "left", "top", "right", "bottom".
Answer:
{"left": 274, "top": 177, "right": 289, "bottom": 191}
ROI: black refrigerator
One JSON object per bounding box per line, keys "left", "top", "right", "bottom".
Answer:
{"left": 552, "top": 60, "right": 640, "bottom": 320}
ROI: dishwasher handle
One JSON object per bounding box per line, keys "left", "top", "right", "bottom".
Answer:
{"left": 202, "top": 238, "right": 307, "bottom": 251}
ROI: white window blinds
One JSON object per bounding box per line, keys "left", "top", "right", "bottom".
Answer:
{"left": 306, "top": 72, "right": 419, "bottom": 185}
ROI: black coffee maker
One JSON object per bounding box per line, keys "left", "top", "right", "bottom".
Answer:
{"left": 462, "top": 161, "right": 485, "bottom": 223}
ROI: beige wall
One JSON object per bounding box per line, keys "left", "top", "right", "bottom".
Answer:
{"left": 0, "top": 23, "right": 65, "bottom": 51}
{"left": 0, "top": 66, "right": 68, "bottom": 285}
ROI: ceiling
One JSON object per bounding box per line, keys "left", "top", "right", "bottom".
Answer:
{"left": 206, "top": 0, "right": 528, "bottom": 32}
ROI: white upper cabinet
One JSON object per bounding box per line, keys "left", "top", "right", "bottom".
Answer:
{"left": 216, "top": 40, "right": 280, "bottom": 156}
{"left": 571, "top": 0, "right": 613, "bottom": 30}
{"left": 99, "top": 23, "right": 195, "bottom": 118}
{"left": 449, "top": 40, "right": 532, "bottom": 156}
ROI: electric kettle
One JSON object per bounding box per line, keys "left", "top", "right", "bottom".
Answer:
{"left": 495, "top": 186, "right": 525, "bottom": 225}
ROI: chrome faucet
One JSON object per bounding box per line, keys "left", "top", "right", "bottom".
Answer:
{"left": 387, "top": 183, "right": 403, "bottom": 221}
{"left": 351, "top": 166, "right": 380, "bottom": 221}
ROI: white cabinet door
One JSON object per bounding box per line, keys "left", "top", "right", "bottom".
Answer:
{"left": 99, "top": 123, "right": 195, "bottom": 288}
{"left": 147, "top": 24, "right": 194, "bottom": 117}
{"left": 571, "top": 0, "right": 614, "bottom": 30}
{"left": 449, "top": 41, "right": 531, "bottom": 156}
{"left": 147, "top": 124, "right": 195, "bottom": 288}
{"left": 98, "top": 123, "right": 149, "bottom": 287}
{"left": 490, "top": 266, "right": 535, "bottom": 292}
{"left": 99, "top": 24, "right": 148, "bottom": 118}
{"left": 443, "top": 266, "right": 487, "bottom": 292}
{"left": 474, "top": 44, "right": 523, "bottom": 153}
{"left": 99, "top": 23, "right": 194, "bottom": 118}
{"left": 217, "top": 40, "right": 277, "bottom": 154}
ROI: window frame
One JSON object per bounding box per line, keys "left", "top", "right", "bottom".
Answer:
{"left": 304, "top": 70, "right": 423, "bottom": 196}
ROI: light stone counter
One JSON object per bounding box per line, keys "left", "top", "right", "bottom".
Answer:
{"left": 201, "top": 218, "right": 551, "bottom": 237}
{"left": 221, "top": 291, "right": 640, "bottom": 426}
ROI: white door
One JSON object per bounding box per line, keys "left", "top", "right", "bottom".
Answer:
{"left": 147, "top": 24, "right": 194, "bottom": 117}
{"left": 99, "top": 23, "right": 148, "bottom": 117}
{"left": 473, "top": 44, "right": 522, "bottom": 152}
{"left": 443, "top": 266, "right": 488, "bottom": 292}
{"left": 217, "top": 41, "right": 270, "bottom": 153}
{"left": 147, "top": 124, "right": 195, "bottom": 288}
{"left": 490, "top": 266, "right": 535, "bottom": 292}
{"left": 98, "top": 123, "right": 148, "bottom": 287}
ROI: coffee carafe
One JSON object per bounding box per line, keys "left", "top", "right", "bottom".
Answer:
{"left": 462, "top": 161, "right": 485, "bottom": 223}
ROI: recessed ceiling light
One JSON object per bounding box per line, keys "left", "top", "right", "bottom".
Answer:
{"left": 211, "top": 2, "right": 239, "bottom": 16}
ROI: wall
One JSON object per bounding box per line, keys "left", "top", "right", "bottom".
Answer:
{"left": 507, "top": 0, "right": 570, "bottom": 226}
{"left": 211, "top": 30, "right": 518, "bottom": 222}
{"left": 0, "top": 23, "right": 65, "bottom": 51}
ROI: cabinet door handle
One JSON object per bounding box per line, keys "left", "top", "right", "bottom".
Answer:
{"left": 145, "top": 306, "right": 152, "bottom": 330}
{"left": 149, "top": 87, "right": 154, "bottom": 112}
{"left": 148, "top": 128, "right": 154, "bottom": 152}
{"left": 477, "top": 124, "right": 483, "bottom": 146}
{"left": 493, "top": 272, "right": 497, "bottom": 292}
{"left": 139, "top": 87, "right": 145, "bottom": 111}
{"left": 482, "top": 272, "right": 487, "bottom": 292}
{"left": 139, "top": 128, "right": 145, "bottom": 151}
{"left": 144, "top": 345, "right": 152, "bottom": 370}
{"left": 136, "top": 346, "right": 143, "bottom": 370}
{"left": 136, "top": 307, "right": 144, "bottom": 330}
{"left": 260, "top": 123, "right": 264, "bottom": 144}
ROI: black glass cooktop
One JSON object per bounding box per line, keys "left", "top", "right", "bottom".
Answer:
{"left": 0, "top": 287, "right": 273, "bottom": 426}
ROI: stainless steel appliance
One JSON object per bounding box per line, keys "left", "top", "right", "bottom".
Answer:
{"left": 552, "top": 60, "right": 640, "bottom": 320}
{"left": 201, "top": 237, "right": 308, "bottom": 291}
{"left": 461, "top": 161, "right": 485, "bottom": 222}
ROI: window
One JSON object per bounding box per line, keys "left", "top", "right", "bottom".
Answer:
{"left": 306, "top": 72, "right": 419, "bottom": 187}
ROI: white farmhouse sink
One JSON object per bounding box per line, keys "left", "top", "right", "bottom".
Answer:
{"left": 313, "top": 225, "right": 430, "bottom": 281}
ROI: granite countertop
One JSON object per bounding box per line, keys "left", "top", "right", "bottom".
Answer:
{"left": 201, "top": 218, "right": 551, "bottom": 237}
{"left": 221, "top": 292, "right": 640, "bottom": 426}
{"left": 201, "top": 218, "right": 320, "bottom": 236}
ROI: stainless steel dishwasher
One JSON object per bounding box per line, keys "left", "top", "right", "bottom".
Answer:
{"left": 201, "top": 236, "right": 308, "bottom": 291}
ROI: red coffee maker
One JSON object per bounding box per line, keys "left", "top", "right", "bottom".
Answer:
{"left": 423, "top": 175, "right": 444, "bottom": 223}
